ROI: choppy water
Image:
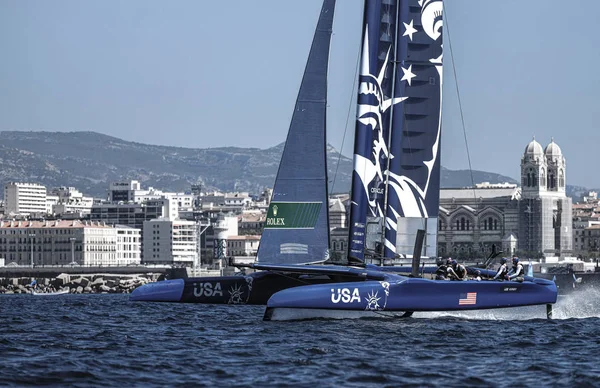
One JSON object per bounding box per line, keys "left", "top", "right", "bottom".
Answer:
{"left": 2, "top": 289, "right": 600, "bottom": 387}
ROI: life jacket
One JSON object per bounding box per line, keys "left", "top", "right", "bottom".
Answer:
{"left": 455, "top": 264, "right": 467, "bottom": 279}
{"left": 435, "top": 265, "right": 447, "bottom": 276}
{"left": 495, "top": 263, "right": 507, "bottom": 278}
{"left": 512, "top": 263, "right": 524, "bottom": 277}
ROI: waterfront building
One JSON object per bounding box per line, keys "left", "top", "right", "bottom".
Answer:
{"left": 437, "top": 185, "right": 520, "bottom": 258}
{"left": 90, "top": 198, "right": 174, "bottom": 229}
{"left": 170, "top": 193, "right": 194, "bottom": 210}
{"left": 518, "top": 139, "right": 572, "bottom": 256}
{"left": 49, "top": 186, "right": 94, "bottom": 215}
{"left": 4, "top": 182, "right": 47, "bottom": 216}
{"left": 582, "top": 225, "right": 600, "bottom": 255}
{"left": 227, "top": 235, "right": 260, "bottom": 256}
{"left": 330, "top": 226, "right": 349, "bottom": 261}
{"left": 46, "top": 194, "right": 59, "bottom": 214}
{"left": 436, "top": 139, "right": 573, "bottom": 259}
{"left": 328, "top": 196, "right": 349, "bottom": 261}
{"left": 200, "top": 191, "right": 252, "bottom": 212}
{"left": 0, "top": 220, "right": 140, "bottom": 266}
{"left": 572, "top": 192, "right": 600, "bottom": 255}
{"left": 239, "top": 210, "right": 265, "bottom": 234}
{"left": 329, "top": 197, "right": 347, "bottom": 229}
{"left": 142, "top": 218, "right": 198, "bottom": 265}
{"left": 108, "top": 180, "right": 193, "bottom": 210}
{"left": 204, "top": 214, "right": 238, "bottom": 257}
{"left": 108, "top": 181, "right": 144, "bottom": 202}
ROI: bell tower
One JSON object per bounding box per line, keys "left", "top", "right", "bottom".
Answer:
{"left": 518, "top": 137, "right": 572, "bottom": 257}
{"left": 544, "top": 138, "right": 566, "bottom": 195}
{"left": 520, "top": 137, "right": 547, "bottom": 199}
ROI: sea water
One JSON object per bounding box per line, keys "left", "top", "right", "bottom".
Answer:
{"left": 1, "top": 290, "right": 599, "bottom": 387}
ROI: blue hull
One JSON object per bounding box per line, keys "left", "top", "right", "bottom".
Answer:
{"left": 129, "top": 271, "right": 342, "bottom": 304}
{"left": 264, "top": 274, "right": 557, "bottom": 319}
{"left": 131, "top": 265, "right": 557, "bottom": 317}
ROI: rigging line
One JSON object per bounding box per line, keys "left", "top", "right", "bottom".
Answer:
{"left": 330, "top": 24, "right": 362, "bottom": 195}
{"left": 443, "top": 3, "right": 477, "bottom": 201}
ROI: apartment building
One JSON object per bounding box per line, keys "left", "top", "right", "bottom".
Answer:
{"left": 0, "top": 220, "right": 140, "bottom": 266}
{"left": 142, "top": 218, "right": 198, "bottom": 265}
{"left": 90, "top": 199, "right": 172, "bottom": 229}
{"left": 4, "top": 182, "right": 47, "bottom": 216}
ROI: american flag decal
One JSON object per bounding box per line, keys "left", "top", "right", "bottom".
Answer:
{"left": 459, "top": 292, "right": 477, "bottom": 305}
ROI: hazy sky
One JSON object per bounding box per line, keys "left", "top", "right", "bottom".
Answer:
{"left": 1, "top": 1, "right": 599, "bottom": 187}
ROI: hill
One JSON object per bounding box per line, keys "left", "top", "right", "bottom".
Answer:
{"left": 0, "top": 131, "right": 575, "bottom": 198}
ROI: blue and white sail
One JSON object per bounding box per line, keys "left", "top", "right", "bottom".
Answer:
{"left": 349, "top": 0, "right": 443, "bottom": 261}
{"left": 385, "top": 0, "right": 443, "bottom": 258}
{"left": 257, "top": 0, "right": 335, "bottom": 265}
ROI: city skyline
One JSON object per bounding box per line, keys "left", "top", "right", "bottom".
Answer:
{"left": 1, "top": 1, "right": 600, "bottom": 187}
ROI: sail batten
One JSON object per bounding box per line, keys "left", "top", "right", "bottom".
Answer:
{"left": 257, "top": 0, "right": 335, "bottom": 265}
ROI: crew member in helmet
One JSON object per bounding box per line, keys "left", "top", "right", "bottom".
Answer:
{"left": 493, "top": 257, "right": 509, "bottom": 280}
{"left": 507, "top": 256, "right": 525, "bottom": 282}
{"left": 435, "top": 258, "right": 449, "bottom": 280}
{"left": 447, "top": 259, "right": 467, "bottom": 281}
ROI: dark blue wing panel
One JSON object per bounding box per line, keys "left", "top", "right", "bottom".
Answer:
{"left": 348, "top": 0, "right": 399, "bottom": 262}
{"left": 349, "top": 0, "right": 443, "bottom": 260}
{"left": 257, "top": 0, "right": 335, "bottom": 265}
{"left": 384, "top": 0, "right": 442, "bottom": 258}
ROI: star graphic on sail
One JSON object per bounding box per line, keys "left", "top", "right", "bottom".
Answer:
{"left": 403, "top": 19, "right": 417, "bottom": 41}
{"left": 401, "top": 65, "right": 416, "bottom": 86}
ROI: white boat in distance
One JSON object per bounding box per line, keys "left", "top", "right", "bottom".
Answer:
{"left": 31, "top": 288, "right": 70, "bottom": 296}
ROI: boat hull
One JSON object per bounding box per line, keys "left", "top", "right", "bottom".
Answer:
{"left": 264, "top": 276, "right": 558, "bottom": 320}
{"left": 129, "top": 271, "right": 342, "bottom": 304}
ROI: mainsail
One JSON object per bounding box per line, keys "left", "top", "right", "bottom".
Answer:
{"left": 257, "top": 0, "right": 335, "bottom": 265}
{"left": 349, "top": 0, "right": 443, "bottom": 261}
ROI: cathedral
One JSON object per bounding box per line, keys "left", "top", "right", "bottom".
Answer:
{"left": 437, "top": 138, "right": 572, "bottom": 259}
{"left": 518, "top": 138, "right": 572, "bottom": 256}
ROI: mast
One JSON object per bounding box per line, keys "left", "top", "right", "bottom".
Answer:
{"left": 348, "top": 1, "right": 387, "bottom": 263}
{"left": 380, "top": 0, "right": 403, "bottom": 263}
{"left": 348, "top": 0, "right": 406, "bottom": 264}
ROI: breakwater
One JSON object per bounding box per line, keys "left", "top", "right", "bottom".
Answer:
{"left": 0, "top": 273, "right": 159, "bottom": 294}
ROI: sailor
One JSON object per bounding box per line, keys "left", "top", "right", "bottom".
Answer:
{"left": 447, "top": 259, "right": 467, "bottom": 281}
{"left": 435, "top": 258, "right": 449, "bottom": 280}
{"left": 493, "top": 258, "right": 509, "bottom": 281}
{"left": 507, "top": 256, "right": 525, "bottom": 282}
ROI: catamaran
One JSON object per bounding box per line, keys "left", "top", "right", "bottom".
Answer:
{"left": 130, "top": 0, "right": 557, "bottom": 319}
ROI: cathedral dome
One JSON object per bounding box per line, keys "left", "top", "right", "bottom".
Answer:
{"left": 544, "top": 138, "right": 562, "bottom": 157}
{"left": 524, "top": 138, "right": 543, "bottom": 156}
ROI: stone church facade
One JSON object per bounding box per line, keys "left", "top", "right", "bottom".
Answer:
{"left": 437, "top": 185, "right": 520, "bottom": 259}
{"left": 437, "top": 138, "right": 572, "bottom": 259}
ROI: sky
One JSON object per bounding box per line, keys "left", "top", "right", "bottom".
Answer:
{"left": 1, "top": 0, "right": 600, "bottom": 187}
